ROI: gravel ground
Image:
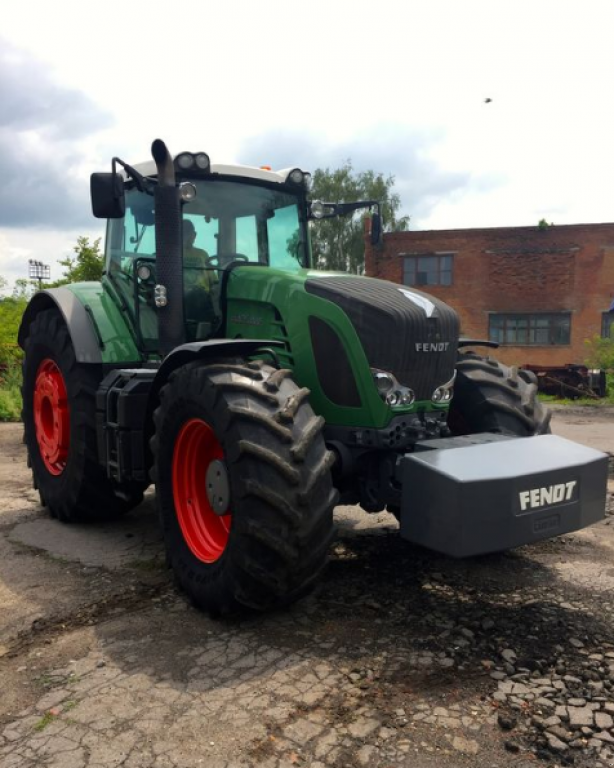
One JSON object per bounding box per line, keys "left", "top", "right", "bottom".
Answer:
{"left": 0, "top": 409, "right": 613, "bottom": 768}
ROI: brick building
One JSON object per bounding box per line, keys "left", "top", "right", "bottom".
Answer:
{"left": 365, "top": 223, "right": 614, "bottom": 367}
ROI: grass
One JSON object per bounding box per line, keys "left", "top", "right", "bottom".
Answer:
{"left": 0, "top": 362, "right": 22, "bottom": 422}
{"left": 539, "top": 394, "right": 613, "bottom": 407}
{"left": 538, "top": 373, "right": 614, "bottom": 407}
{"left": 33, "top": 712, "right": 57, "bottom": 732}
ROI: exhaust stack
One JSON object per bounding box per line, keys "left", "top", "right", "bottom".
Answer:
{"left": 152, "top": 139, "right": 184, "bottom": 356}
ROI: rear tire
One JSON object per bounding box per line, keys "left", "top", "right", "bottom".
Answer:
{"left": 22, "top": 308, "right": 144, "bottom": 522}
{"left": 449, "top": 351, "right": 551, "bottom": 436}
{"left": 152, "top": 359, "right": 337, "bottom": 615}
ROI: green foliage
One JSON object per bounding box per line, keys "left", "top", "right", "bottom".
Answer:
{"left": 53, "top": 236, "right": 104, "bottom": 285}
{"left": 0, "top": 360, "right": 22, "bottom": 421}
{"left": 0, "top": 280, "right": 26, "bottom": 421}
{"left": 0, "top": 380, "right": 22, "bottom": 421}
{"left": 0, "top": 294, "right": 26, "bottom": 368}
{"left": 584, "top": 334, "right": 614, "bottom": 371}
{"left": 12, "top": 278, "right": 37, "bottom": 300}
{"left": 33, "top": 711, "right": 57, "bottom": 732}
{"left": 310, "top": 161, "right": 409, "bottom": 273}
{"left": 538, "top": 218, "right": 553, "bottom": 230}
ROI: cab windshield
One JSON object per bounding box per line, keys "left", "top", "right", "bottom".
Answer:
{"left": 105, "top": 178, "right": 309, "bottom": 348}
{"left": 182, "top": 178, "right": 309, "bottom": 271}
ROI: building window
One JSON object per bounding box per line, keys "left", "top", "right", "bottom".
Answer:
{"left": 602, "top": 312, "right": 614, "bottom": 339}
{"left": 489, "top": 313, "right": 571, "bottom": 345}
{"left": 403, "top": 253, "right": 454, "bottom": 286}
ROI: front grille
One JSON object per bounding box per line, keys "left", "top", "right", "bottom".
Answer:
{"left": 305, "top": 276, "right": 459, "bottom": 400}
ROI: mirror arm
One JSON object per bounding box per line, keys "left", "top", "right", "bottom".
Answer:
{"left": 335, "top": 200, "right": 380, "bottom": 217}
{"left": 112, "top": 157, "right": 155, "bottom": 195}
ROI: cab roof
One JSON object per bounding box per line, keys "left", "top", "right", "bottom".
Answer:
{"left": 128, "top": 159, "right": 305, "bottom": 185}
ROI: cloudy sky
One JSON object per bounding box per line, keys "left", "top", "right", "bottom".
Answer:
{"left": 1, "top": 0, "right": 614, "bottom": 291}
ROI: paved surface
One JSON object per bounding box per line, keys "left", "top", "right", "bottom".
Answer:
{"left": 0, "top": 408, "right": 613, "bottom": 768}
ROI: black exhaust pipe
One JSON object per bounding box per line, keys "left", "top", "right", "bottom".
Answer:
{"left": 152, "top": 139, "right": 184, "bottom": 357}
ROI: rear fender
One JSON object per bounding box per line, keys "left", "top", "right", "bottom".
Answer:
{"left": 18, "top": 288, "right": 103, "bottom": 364}
{"left": 19, "top": 283, "right": 142, "bottom": 365}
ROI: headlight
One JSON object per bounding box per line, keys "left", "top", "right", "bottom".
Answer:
{"left": 176, "top": 152, "right": 195, "bottom": 170}
{"left": 288, "top": 168, "right": 304, "bottom": 184}
{"left": 386, "top": 391, "right": 399, "bottom": 406}
{"left": 179, "top": 182, "right": 197, "bottom": 202}
{"left": 432, "top": 372, "right": 456, "bottom": 404}
{"left": 373, "top": 372, "right": 395, "bottom": 394}
{"left": 195, "top": 152, "right": 210, "bottom": 170}
{"left": 136, "top": 264, "right": 152, "bottom": 281}
{"left": 309, "top": 200, "right": 337, "bottom": 219}
{"left": 372, "top": 369, "right": 415, "bottom": 409}
{"left": 400, "top": 390, "right": 415, "bottom": 406}
{"left": 174, "top": 151, "right": 211, "bottom": 173}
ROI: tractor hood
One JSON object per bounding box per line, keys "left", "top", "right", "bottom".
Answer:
{"left": 305, "top": 275, "right": 460, "bottom": 401}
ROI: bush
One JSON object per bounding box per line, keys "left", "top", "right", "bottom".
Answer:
{"left": 0, "top": 384, "right": 21, "bottom": 421}
{"left": 0, "top": 362, "right": 21, "bottom": 421}
{"left": 0, "top": 296, "right": 25, "bottom": 421}
{"left": 0, "top": 296, "right": 25, "bottom": 368}
{"left": 584, "top": 334, "right": 614, "bottom": 371}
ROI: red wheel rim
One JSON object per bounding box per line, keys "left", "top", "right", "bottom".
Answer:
{"left": 172, "top": 418, "right": 232, "bottom": 563}
{"left": 33, "top": 358, "right": 70, "bottom": 476}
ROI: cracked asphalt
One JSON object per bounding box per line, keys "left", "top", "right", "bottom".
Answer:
{"left": 1, "top": 408, "right": 614, "bottom": 768}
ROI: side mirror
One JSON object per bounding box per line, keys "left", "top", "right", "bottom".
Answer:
{"left": 370, "top": 212, "right": 382, "bottom": 245}
{"left": 90, "top": 173, "right": 125, "bottom": 219}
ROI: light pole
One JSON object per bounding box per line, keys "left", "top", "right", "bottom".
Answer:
{"left": 28, "top": 260, "right": 50, "bottom": 290}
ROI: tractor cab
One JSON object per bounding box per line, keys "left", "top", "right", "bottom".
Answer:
{"left": 92, "top": 142, "right": 381, "bottom": 356}
{"left": 101, "top": 156, "right": 313, "bottom": 348}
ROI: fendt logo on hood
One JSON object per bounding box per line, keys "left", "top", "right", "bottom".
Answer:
{"left": 415, "top": 342, "right": 450, "bottom": 352}
{"left": 519, "top": 481, "right": 578, "bottom": 512}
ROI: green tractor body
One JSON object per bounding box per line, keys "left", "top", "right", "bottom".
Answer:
{"left": 18, "top": 140, "right": 608, "bottom": 614}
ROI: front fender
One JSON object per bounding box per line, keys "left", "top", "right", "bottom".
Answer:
{"left": 142, "top": 339, "right": 285, "bottom": 465}
{"left": 152, "top": 339, "right": 284, "bottom": 393}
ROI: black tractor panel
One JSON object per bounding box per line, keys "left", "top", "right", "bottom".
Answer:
{"left": 306, "top": 276, "right": 459, "bottom": 400}
{"left": 309, "top": 316, "right": 361, "bottom": 407}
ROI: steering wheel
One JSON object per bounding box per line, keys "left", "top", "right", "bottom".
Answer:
{"left": 207, "top": 253, "right": 250, "bottom": 269}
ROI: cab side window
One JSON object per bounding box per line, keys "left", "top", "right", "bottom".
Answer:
{"left": 106, "top": 189, "right": 158, "bottom": 349}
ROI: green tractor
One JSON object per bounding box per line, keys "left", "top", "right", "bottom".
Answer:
{"left": 19, "top": 140, "right": 607, "bottom": 614}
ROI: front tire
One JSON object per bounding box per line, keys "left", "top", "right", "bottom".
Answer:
{"left": 152, "top": 359, "right": 337, "bottom": 615}
{"left": 449, "top": 351, "right": 551, "bottom": 436}
{"left": 22, "top": 308, "right": 144, "bottom": 522}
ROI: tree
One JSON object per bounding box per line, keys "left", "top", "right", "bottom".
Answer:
{"left": 309, "top": 161, "right": 410, "bottom": 273}
{"left": 55, "top": 236, "right": 104, "bottom": 285}
{"left": 12, "top": 278, "right": 37, "bottom": 300}
{"left": 585, "top": 334, "right": 614, "bottom": 371}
